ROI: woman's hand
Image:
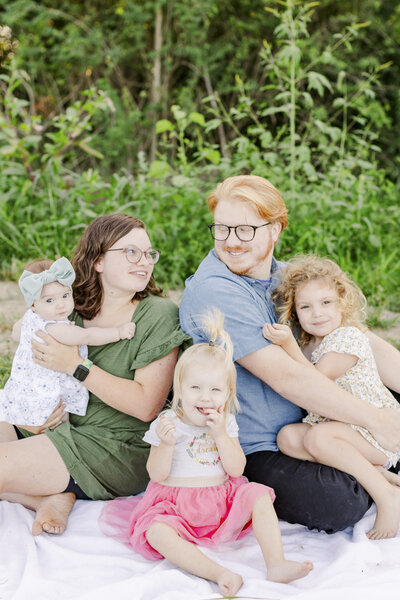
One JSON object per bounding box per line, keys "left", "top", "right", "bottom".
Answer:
{"left": 32, "top": 331, "right": 81, "bottom": 375}
{"left": 16, "top": 400, "right": 67, "bottom": 434}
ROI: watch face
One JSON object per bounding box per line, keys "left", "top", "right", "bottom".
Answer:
{"left": 73, "top": 364, "right": 89, "bottom": 382}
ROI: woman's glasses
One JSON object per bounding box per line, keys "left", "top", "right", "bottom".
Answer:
{"left": 106, "top": 246, "right": 161, "bottom": 264}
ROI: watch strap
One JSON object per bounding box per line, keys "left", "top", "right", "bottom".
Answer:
{"left": 81, "top": 358, "right": 93, "bottom": 370}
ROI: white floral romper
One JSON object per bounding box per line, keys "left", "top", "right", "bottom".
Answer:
{"left": 0, "top": 309, "right": 88, "bottom": 426}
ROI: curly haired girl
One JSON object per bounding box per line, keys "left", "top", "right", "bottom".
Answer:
{"left": 263, "top": 255, "right": 400, "bottom": 540}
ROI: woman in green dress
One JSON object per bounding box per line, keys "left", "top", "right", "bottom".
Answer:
{"left": 0, "top": 214, "right": 188, "bottom": 535}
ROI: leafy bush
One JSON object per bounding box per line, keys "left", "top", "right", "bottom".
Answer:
{"left": 0, "top": 2, "right": 399, "bottom": 311}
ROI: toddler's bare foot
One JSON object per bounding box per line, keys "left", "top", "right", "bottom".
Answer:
{"left": 375, "top": 465, "right": 400, "bottom": 487}
{"left": 367, "top": 487, "right": 400, "bottom": 540}
{"left": 32, "top": 492, "right": 76, "bottom": 536}
{"left": 216, "top": 568, "right": 243, "bottom": 597}
{"left": 267, "top": 560, "right": 313, "bottom": 583}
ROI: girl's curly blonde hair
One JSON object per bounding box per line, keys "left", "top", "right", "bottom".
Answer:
{"left": 171, "top": 309, "right": 240, "bottom": 419}
{"left": 272, "top": 255, "right": 367, "bottom": 346}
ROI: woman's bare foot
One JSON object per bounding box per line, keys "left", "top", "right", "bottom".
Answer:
{"left": 375, "top": 466, "right": 400, "bottom": 487}
{"left": 31, "top": 492, "right": 76, "bottom": 536}
{"left": 367, "top": 486, "right": 400, "bottom": 540}
{"left": 267, "top": 560, "right": 313, "bottom": 583}
{"left": 216, "top": 568, "right": 243, "bottom": 597}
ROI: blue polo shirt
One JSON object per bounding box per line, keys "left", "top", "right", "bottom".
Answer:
{"left": 179, "top": 250, "right": 303, "bottom": 455}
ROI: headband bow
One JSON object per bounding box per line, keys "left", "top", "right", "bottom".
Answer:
{"left": 19, "top": 257, "right": 75, "bottom": 307}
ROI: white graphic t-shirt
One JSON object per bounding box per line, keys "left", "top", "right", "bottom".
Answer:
{"left": 144, "top": 409, "right": 239, "bottom": 478}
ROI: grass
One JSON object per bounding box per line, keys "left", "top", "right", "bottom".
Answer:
{"left": 366, "top": 313, "right": 399, "bottom": 330}
{"left": 0, "top": 354, "right": 12, "bottom": 387}
{"left": 0, "top": 315, "right": 12, "bottom": 334}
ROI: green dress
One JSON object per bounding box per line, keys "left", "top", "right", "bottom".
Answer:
{"left": 21, "top": 295, "right": 189, "bottom": 500}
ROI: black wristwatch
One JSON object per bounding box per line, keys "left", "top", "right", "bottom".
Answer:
{"left": 73, "top": 358, "right": 93, "bottom": 382}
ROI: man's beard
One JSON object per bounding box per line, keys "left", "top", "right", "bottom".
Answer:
{"left": 215, "top": 237, "right": 274, "bottom": 277}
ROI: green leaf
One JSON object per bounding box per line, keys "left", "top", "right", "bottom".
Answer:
{"left": 278, "top": 44, "right": 302, "bottom": 66}
{"left": 204, "top": 149, "right": 221, "bottom": 165}
{"left": 307, "top": 71, "right": 333, "bottom": 96}
{"left": 171, "top": 106, "right": 186, "bottom": 122}
{"left": 148, "top": 160, "right": 170, "bottom": 178}
{"left": 204, "top": 119, "right": 222, "bottom": 133}
{"left": 171, "top": 175, "right": 190, "bottom": 187}
{"left": 189, "top": 112, "right": 205, "bottom": 127}
{"left": 156, "top": 119, "right": 174, "bottom": 134}
{"left": 368, "top": 234, "right": 381, "bottom": 248}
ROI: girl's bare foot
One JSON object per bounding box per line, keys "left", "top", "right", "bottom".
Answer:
{"left": 367, "top": 486, "right": 400, "bottom": 540}
{"left": 267, "top": 560, "right": 313, "bottom": 583}
{"left": 216, "top": 568, "right": 243, "bottom": 597}
{"left": 32, "top": 492, "right": 76, "bottom": 536}
{"left": 375, "top": 466, "right": 400, "bottom": 487}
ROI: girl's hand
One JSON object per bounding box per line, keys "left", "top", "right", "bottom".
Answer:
{"left": 206, "top": 406, "right": 226, "bottom": 438}
{"left": 156, "top": 415, "right": 176, "bottom": 446}
{"left": 32, "top": 331, "right": 81, "bottom": 375}
{"left": 263, "top": 322, "right": 293, "bottom": 347}
{"left": 16, "top": 399, "right": 67, "bottom": 434}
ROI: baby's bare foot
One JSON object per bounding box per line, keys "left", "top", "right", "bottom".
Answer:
{"left": 367, "top": 487, "right": 400, "bottom": 540}
{"left": 375, "top": 466, "right": 400, "bottom": 487}
{"left": 216, "top": 568, "right": 243, "bottom": 597}
{"left": 32, "top": 492, "right": 76, "bottom": 536}
{"left": 267, "top": 560, "right": 313, "bottom": 583}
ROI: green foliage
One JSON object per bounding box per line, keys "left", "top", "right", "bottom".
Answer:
{"left": 0, "top": 1, "right": 399, "bottom": 313}
{"left": 0, "top": 66, "right": 214, "bottom": 287}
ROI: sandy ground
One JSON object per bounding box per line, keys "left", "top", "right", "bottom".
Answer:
{"left": 0, "top": 281, "right": 399, "bottom": 357}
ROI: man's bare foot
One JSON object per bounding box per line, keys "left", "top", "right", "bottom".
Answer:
{"left": 32, "top": 492, "right": 76, "bottom": 536}
{"left": 375, "top": 466, "right": 400, "bottom": 487}
{"left": 267, "top": 560, "right": 314, "bottom": 583}
{"left": 216, "top": 568, "right": 243, "bottom": 597}
{"left": 367, "top": 486, "right": 400, "bottom": 540}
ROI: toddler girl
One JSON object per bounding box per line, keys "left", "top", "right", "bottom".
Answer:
{"left": 100, "top": 311, "right": 313, "bottom": 596}
{"left": 1, "top": 256, "right": 135, "bottom": 426}
{"left": 263, "top": 254, "right": 400, "bottom": 540}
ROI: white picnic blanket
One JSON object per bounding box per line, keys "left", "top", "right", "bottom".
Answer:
{"left": 1, "top": 499, "right": 400, "bottom": 600}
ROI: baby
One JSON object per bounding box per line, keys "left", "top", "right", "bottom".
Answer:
{"left": 1, "top": 256, "right": 135, "bottom": 426}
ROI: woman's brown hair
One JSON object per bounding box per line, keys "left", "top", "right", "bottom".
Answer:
{"left": 72, "top": 214, "right": 162, "bottom": 320}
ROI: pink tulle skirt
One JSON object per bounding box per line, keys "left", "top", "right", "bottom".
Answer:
{"left": 99, "top": 476, "right": 274, "bottom": 560}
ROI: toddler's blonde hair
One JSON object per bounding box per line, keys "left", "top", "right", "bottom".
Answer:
{"left": 171, "top": 309, "right": 239, "bottom": 418}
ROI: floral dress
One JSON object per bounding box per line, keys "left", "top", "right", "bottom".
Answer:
{"left": 303, "top": 326, "right": 400, "bottom": 467}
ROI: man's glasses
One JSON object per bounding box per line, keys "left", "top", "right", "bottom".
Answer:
{"left": 208, "top": 222, "right": 271, "bottom": 242}
{"left": 106, "top": 246, "right": 161, "bottom": 264}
